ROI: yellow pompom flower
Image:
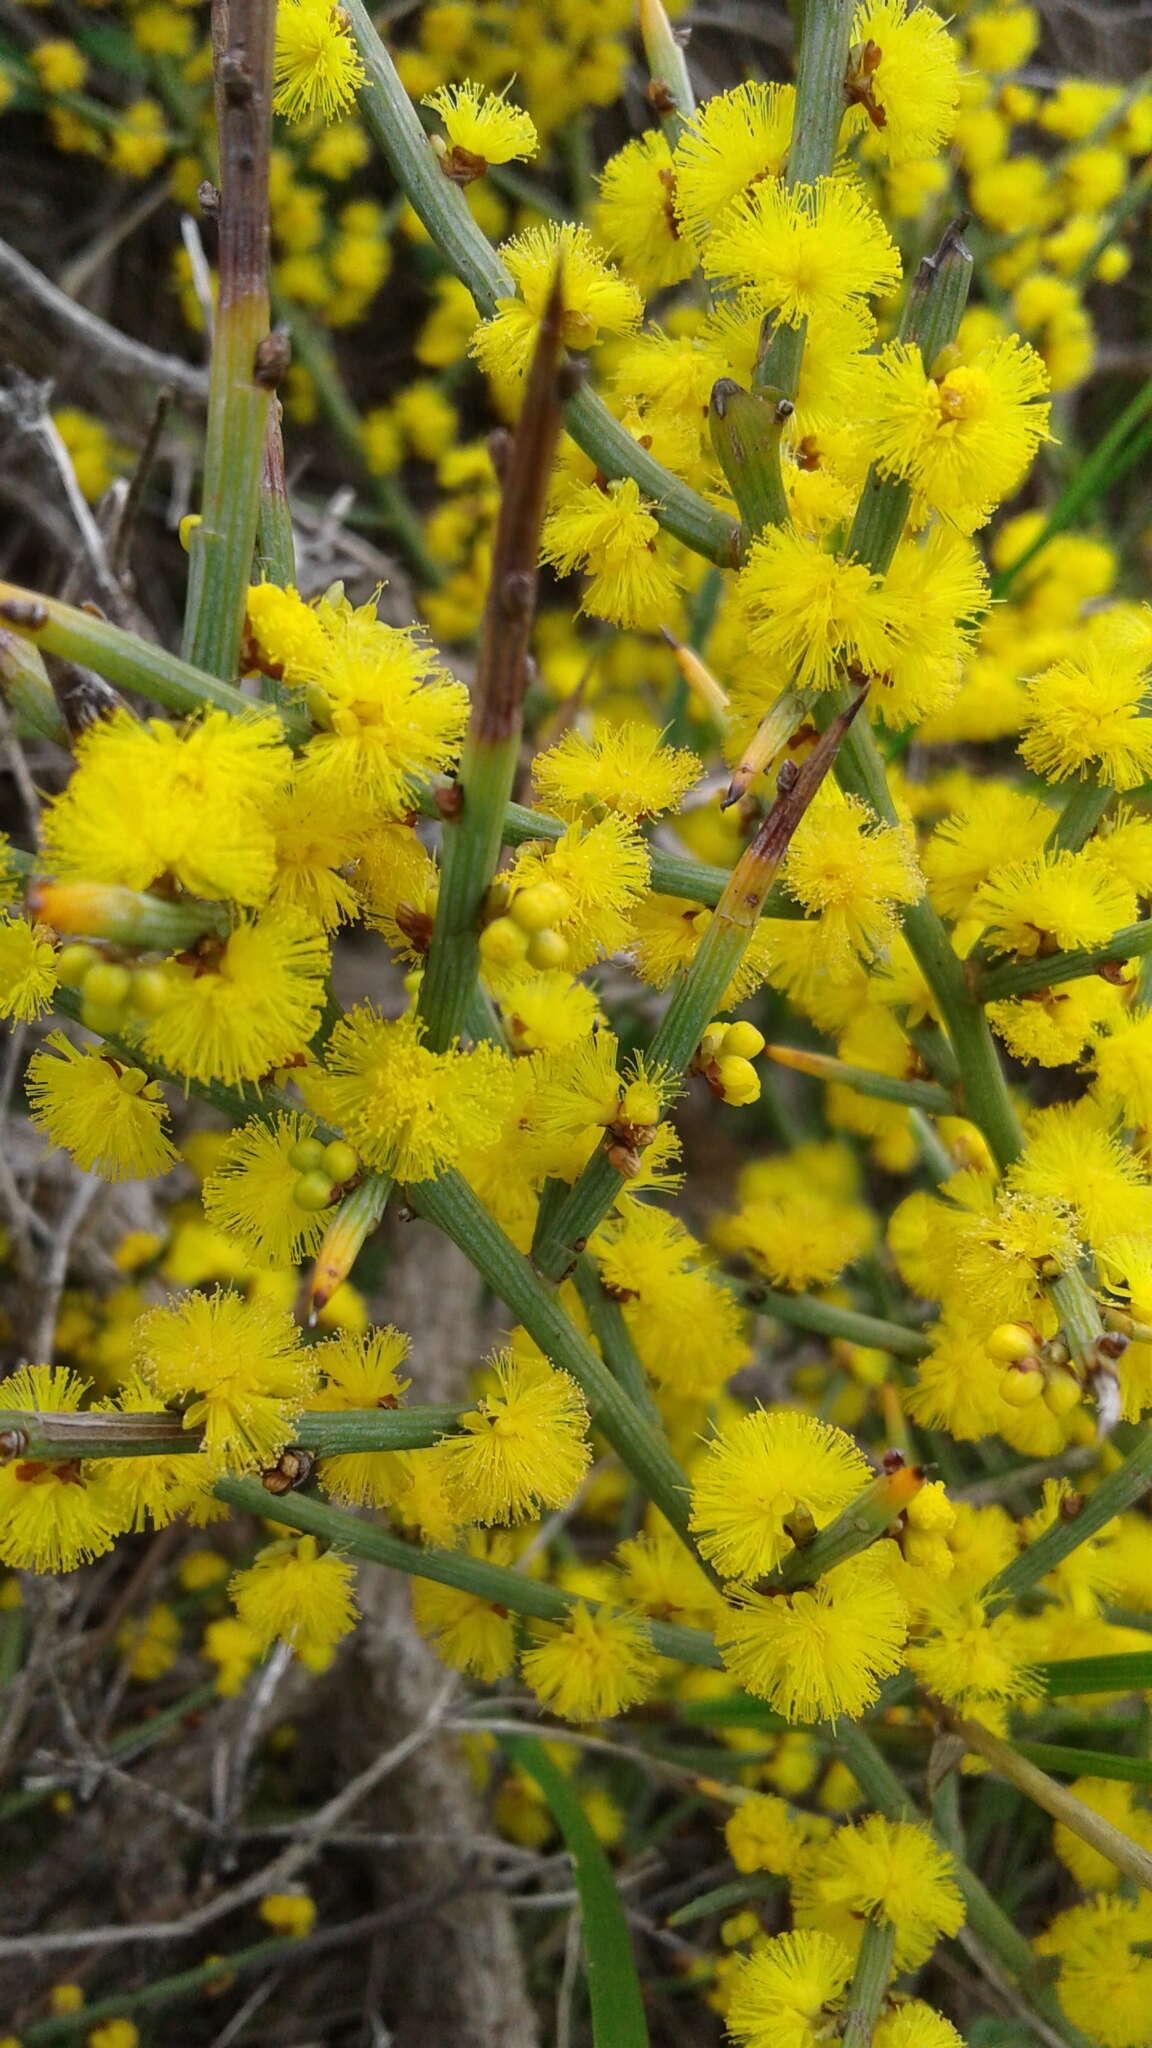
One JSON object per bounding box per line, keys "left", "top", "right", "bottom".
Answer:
{"left": 411, "top": 1529, "right": 526, "bottom": 1680}
{"left": 1020, "top": 641, "right": 1152, "bottom": 791}
{"left": 30, "top": 38, "right": 87, "bottom": 93}
{"left": 201, "top": 1113, "right": 333, "bottom": 1268}
{"left": 725, "top": 1793, "right": 809, "bottom": 1877}
{"left": 734, "top": 528, "right": 902, "bottom": 692}
{"left": 1036, "top": 1893, "right": 1152, "bottom": 2048}
{"left": 423, "top": 81, "right": 537, "bottom": 171}
{"left": 1092, "top": 1011, "right": 1152, "bottom": 1130}
{"left": 521, "top": 1602, "right": 659, "bottom": 1722}
{"left": 505, "top": 815, "right": 649, "bottom": 971}
{"left": 718, "top": 1547, "right": 908, "bottom": 1722}
{"left": 245, "top": 581, "right": 330, "bottom": 679}
{"left": 922, "top": 785, "right": 1054, "bottom": 919}
{"left": 690, "top": 1409, "right": 871, "bottom": 1584}
{"left": 273, "top": 0, "right": 365, "bottom": 121}
{"left": 264, "top": 780, "right": 366, "bottom": 931}
{"left": 531, "top": 722, "right": 700, "bottom": 822}
{"left": 791, "top": 1813, "right": 965, "bottom": 1969}
{"left": 41, "top": 709, "right": 289, "bottom": 907}
{"left": 500, "top": 970, "right": 604, "bottom": 1056}
{"left": 142, "top": 910, "right": 328, "bottom": 1087}
{"left": 1008, "top": 1098, "right": 1152, "bottom": 1254}
{"left": 873, "top": 2003, "right": 963, "bottom": 2048}
{"left": 135, "top": 1289, "right": 316, "bottom": 1474}
{"left": 311, "top": 1325, "right": 412, "bottom": 1508}
{"left": 230, "top": 1535, "right": 358, "bottom": 1661}
{"left": 259, "top": 1891, "right": 317, "bottom": 1939}
{"left": 202, "top": 1614, "right": 263, "bottom": 1696}
{"left": 905, "top": 1588, "right": 1042, "bottom": 1710}
{"left": 783, "top": 791, "right": 922, "bottom": 977}
{"left": 439, "top": 1350, "right": 591, "bottom": 1524}
{"left": 471, "top": 222, "right": 642, "bottom": 385}
{"left": 724, "top": 1929, "right": 853, "bottom": 2048}
{"left": 844, "top": 0, "right": 961, "bottom": 164}
{"left": 594, "top": 130, "right": 696, "bottom": 293}
{"left": 703, "top": 176, "right": 902, "bottom": 326}
{"left": 973, "top": 850, "right": 1135, "bottom": 958}
{"left": 672, "top": 81, "right": 797, "bottom": 245}
{"left": 296, "top": 604, "right": 468, "bottom": 819}
{"left": 542, "top": 476, "right": 682, "bottom": 631}
{"left": 864, "top": 334, "right": 1051, "bottom": 532}
{"left": 0, "top": 1365, "right": 126, "bottom": 1573}
{"left": 311, "top": 1007, "right": 514, "bottom": 1184}
{"left": 26, "top": 1035, "right": 176, "bottom": 1183}
{"left": 0, "top": 914, "right": 57, "bottom": 1021}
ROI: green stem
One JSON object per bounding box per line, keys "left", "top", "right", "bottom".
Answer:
{"left": 573, "top": 1255, "right": 665, "bottom": 1430}
{"left": 215, "top": 1474, "right": 722, "bottom": 1670}
{"left": 0, "top": 1405, "right": 462, "bottom": 1462}
{"left": 950, "top": 1713, "right": 1152, "bottom": 1890}
{"left": 976, "top": 918, "right": 1152, "bottom": 1001}
{"left": 344, "top": 0, "right": 738, "bottom": 567}
{"left": 0, "top": 626, "right": 68, "bottom": 744}
{"left": 182, "top": 0, "right": 276, "bottom": 677}
{"left": 0, "top": 581, "right": 308, "bottom": 739}
{"left": 409, "top": 1169, "right": 698, "bottom": 1556}
{"left": 1046, "top": 781, "right": 1115, "bottom": 855}
{"left": 744, "top": 1289, "right": 928, "bottom": 1359}
{"left": 419, "top": 734, "right": 519, "bottom": 1051}
{"left": 984, "top": 1424, "right": 1152, "bottom": 1613}
{"left": 786, "top": 0, "right": 853, "bottom": 184}
{"left": 841, "top": 1917, "right": 896, "bottom": 2048}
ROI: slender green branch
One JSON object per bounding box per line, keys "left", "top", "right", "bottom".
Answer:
{"left": 744, "top": 1288, "right": 929, "bottom": 1360}
{"left": 573, "top": 1255, "right": 665, "bottom": 1430}
{"left": 0, "top": 1405, "right": 463, "bottom": 1462}
{"left": 786, "top": 0, "right": 853, "bottom": 185}
{"left": 1046, "top": 782, "right": 1116, "bottom": 855}
{"left": 0, "top": 581, "right": 308, "bottom": 739}
{"left": 841, "top": 1917, "right": 896, "bottom": 2048}
{"left": 215, "top": 1475, "right": 723, "bottom": 1670}
{"left": 948, "top": 1712, "right": 1152, "bottom": 1891}
{"left": 976, "top": 918, "right": 1152, "bottom": 1002}
{"left": 344, "top": 0, "right": 739, "bottom": 566}
{"left": 0, "top": 625, "right": 68, "bottom": 744}
{"left": 984, "top": 1425, "right": 1152, "bottom": 1613}
{"left": 768, "top": 1466, "right": 923, "bottom": 1593}
{"left": 182, "top": 0, "right": 276, "bottom": 676}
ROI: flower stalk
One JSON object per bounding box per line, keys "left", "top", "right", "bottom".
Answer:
{"left": 975, "top": 918, "right": 1152, "bottom": 1002}
{"left": 743, "top": 1288, "right": 929, "bottom": 1360}
{"left": 765, "top": 1043, "right": 956, "bottom": 1116}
